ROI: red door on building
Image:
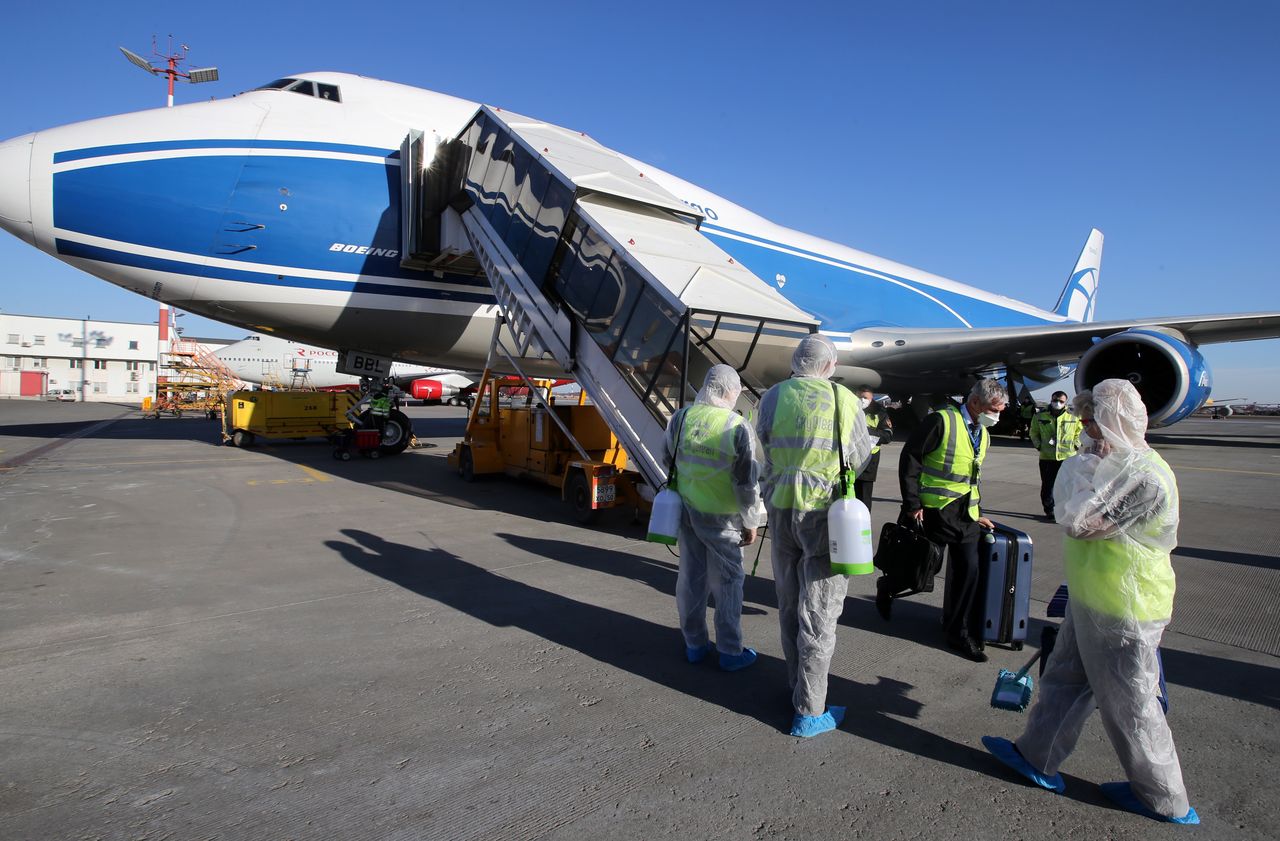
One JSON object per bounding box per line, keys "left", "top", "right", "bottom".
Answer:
{"left": 20, "top": 371, "right": 47, "bottom": 396}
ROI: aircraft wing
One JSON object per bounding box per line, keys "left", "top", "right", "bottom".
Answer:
{"left": 847, "top": 312, "right": 1280, "bottom": 378}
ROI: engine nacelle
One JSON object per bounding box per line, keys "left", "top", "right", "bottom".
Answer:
{"left": 1074, "top": 328, "right": 1212, "bottom": 428}
{"left": 410, "top": 378, "right": 444, "bottom": 401}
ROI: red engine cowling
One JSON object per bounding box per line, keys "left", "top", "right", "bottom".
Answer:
{"left": 410, "top": 379, "right": 443, "bottom": 401}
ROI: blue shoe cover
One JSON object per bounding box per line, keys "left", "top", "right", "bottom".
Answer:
{"left": 981, "top": 736, "right": 1066, "bottom": 794}
{"left": 685, "top": 643, "right": 713, "bottom": 663}
{"left": 718, "top": 647, "right": 758, "bottom": 672}
{"left": 790, "top": 705, "right": 846, "bottom": 738}
{"left": 1100, "top": 782, "right": 1199, "bottom": 824}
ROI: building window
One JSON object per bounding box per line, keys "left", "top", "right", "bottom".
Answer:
{"left": 149, "top": 362, "right": 156, "bottom": 371}
{"left": 126, "top": 382, "right": 139, "bottom": 393}
{"left": 93, "top": 382, "right": 104, "bottom": 394}
{"left": 34, "top": 335, "right": 45, "bottom": 346}
{"left": 6, "top": 334, "right": 17, "bottom": 344}
{"left": 92, "top": 360, "right": 106, "bottom": 370}
{"left": 126, "top": 361, "right": 140, "bottom": 371}
{"left": 69, "top": 359, "right": 82, "bottom": 369}
{"left": 32, "top": 358, "right": 47, "bottom": 368}
{"left": 129, "top": 340, "right": 139, "bottom": 350}
{"left": 3, "top": 356, "right": 18, "bottom": 368}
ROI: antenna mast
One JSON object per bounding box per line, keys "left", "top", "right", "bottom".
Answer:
{"left": 119, "top": 36, "right": 219, "bottom": 107}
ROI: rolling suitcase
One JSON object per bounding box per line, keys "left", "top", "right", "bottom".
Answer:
{"left": 979, "top": 522, "right": 1033, "bottom": 650}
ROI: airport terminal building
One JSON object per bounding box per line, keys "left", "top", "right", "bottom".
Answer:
{"left": 0, "top": 312, "right": 228, "bottom": 403}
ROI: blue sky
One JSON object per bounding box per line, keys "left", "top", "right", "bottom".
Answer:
{"left": 1, "top": 1, "right": 1276, "bottom": 400}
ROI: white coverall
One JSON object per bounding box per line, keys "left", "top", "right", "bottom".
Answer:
{"left": 756, "top": 335, "right": 874, "bottom": 717}
{"left": 661, "top": 365, "right": 766, "bottom": 656}
{"left": 1015, "top": 378, "right": 1191, "bottom": 819}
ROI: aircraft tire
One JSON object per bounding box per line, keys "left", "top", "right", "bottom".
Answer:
{"left": 375, "top": 410, "right": 412, "bottom": 456}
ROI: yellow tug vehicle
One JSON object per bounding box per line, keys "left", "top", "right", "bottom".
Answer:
{"left": 447, "top": 370, "right": 645, "bottom": 523}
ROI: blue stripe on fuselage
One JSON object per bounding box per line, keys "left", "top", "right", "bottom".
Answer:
{"left": 702, "top": 224, "right": 1054, "bottom": 332}
{"left": 55, "top": 239, "right": 496, "bottom": 305}
{"left": 53, "top": 154, "right": 487, "bottom": 285}
{"left": 52, "top": 148, "right": 1053, "bottom": 330}
{"left": 54, "top": 139, "right": 396, "bottom": 164}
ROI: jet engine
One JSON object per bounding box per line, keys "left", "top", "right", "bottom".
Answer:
{"left": 1074, "top": 328, "right": 1212, "bottom": 427}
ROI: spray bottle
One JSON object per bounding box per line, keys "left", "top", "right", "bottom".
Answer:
{"left": 829, "top": 469, "right": 873, "bottom": 575}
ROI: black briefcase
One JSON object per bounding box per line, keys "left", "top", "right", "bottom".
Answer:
{"left": 874, "top": 520, "right": 944, "bottom": 594}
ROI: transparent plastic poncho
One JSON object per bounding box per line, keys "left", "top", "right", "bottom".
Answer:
{"left": 1054, "top": 378, "right": 1179, "bottom": 621}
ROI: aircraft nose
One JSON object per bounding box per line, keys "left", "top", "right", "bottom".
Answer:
{"left": 0, "top": 132, "right": 35, "bottom": 245}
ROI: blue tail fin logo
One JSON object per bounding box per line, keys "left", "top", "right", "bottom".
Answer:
{"left": 1054, "top": 229, "right": 1103, "bottom": 323}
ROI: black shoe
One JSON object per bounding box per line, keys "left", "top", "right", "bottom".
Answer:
{"left": 874, "top": 577, "right": 893, "bottom": 622}
{"left": 947, "top": 636, "right": 989, "bottom": 663}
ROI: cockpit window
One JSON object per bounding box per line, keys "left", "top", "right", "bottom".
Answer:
{"left": 249, "top": 77, "right": 341, "bottom": 102}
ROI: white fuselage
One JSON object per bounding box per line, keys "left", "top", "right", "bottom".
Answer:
{"left": 0, "top": 71, "right": 1066, "bottom": 394}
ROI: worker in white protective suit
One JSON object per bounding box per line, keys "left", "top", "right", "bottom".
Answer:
{"left": 983, "top": 379, "right": 1198, "bottom": 825}
{"left": 757, "top": 334, "right": 874, "bottom": 737}
{"left": 662, "top": 365, "right": 767, "bottom": 671}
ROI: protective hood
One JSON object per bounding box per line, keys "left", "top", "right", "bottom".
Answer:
{"left": 1085, "top": 378, "right": 1150, "bottom": 454}
{"left": 695, "top": 364, "right": 743, "bottom": 409}
{"left": 792, "top": 334, "right": 837, "bottom": 378}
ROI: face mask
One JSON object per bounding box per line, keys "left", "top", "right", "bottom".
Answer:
{"left": 860, "top": 397, "right": 872, "bottom": 410}
{"left": 977, "top": 411, "right": 1000, "bottom": 428}
{"left": 1050, "top": 400, "right": 1065, "bottom": 411}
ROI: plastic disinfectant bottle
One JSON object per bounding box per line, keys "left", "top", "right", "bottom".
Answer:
{"left": 829, "top": 480, "right": 874, "bottom": 575}
{"left": 647, "top": 486, "right": 682, "bottom": 545}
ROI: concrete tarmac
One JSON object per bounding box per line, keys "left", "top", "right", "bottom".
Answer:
{"left": 1, "top": 402, "right": 1276, "bottom": 840}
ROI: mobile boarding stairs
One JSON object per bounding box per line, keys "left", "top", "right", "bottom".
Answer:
{"left": 399, "top": 106, "right": 819, "bottom": 494}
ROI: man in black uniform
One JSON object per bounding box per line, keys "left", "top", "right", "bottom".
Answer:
{"left": 853, "top": 386, "right": 894, "bottom": 510}
{"left": 887, "top": 379, "right": 1005, "bottom": 662}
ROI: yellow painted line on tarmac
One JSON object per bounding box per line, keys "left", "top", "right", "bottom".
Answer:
{"left": 297, "top": 465, "right": 333, "bottom": 483}
{"left": 245, "top": 465, "right": 335, "bottom": 487}
{"left": 1170, "top": 464, "right": 1280, "bottom": 477}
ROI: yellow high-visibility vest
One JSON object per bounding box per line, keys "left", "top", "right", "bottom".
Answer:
{"left": 1031, "top": 410, "right": 1082, "bottom": 461}
{"left": 673, "top": 404, "right": 744, "bottom": 515}
{"left": 919, "top": 405, "right": 986, "bottom": 520}
{"left": 1064, "top": 451, "right": 1178, "bottom": 621}
{"left": 866, "top": 410, "right": 885, "bottom": 455}
{"left": 765, "top": 379, "right": 857, "bottom": 512}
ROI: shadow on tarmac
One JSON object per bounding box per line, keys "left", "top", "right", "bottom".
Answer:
{"left": 1173, "top": 544, "right": 1280, "bottom": 572}
{"left": 1148, "top": 433, "right": 1280, "bottom": 448}
{"left": 499, "top": 532, "right": 966, "bottom": 654}
{"left": 328, "top": 527, "right": 1109, "bottom": 802}
{"left": 1161, "top": 648, "right": 1279, "bottom": 711}
{"left": 0, "top": 420, "right": 120, "bottom": 438}
{"left": 327, "top": 524, "right": 1070, "bottom": 788}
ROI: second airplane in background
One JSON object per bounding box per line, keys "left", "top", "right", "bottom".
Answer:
{"left": 216, "top": 333, "right": 474, "bottom": 404}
